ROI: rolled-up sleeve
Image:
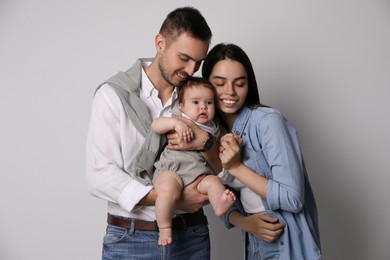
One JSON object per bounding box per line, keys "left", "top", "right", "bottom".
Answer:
{"left": 222, "top": 187, "right": 244, "bottom": 229}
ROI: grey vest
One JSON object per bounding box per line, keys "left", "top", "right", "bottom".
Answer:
{"left": 96, "top": 59, "right": 166, "bottom": 185}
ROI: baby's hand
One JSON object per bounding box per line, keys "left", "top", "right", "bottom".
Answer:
{"left": 175, "top": 121, "right": 194, "bottom": 142}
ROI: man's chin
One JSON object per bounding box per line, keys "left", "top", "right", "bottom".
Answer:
{"left": 174, "top": 81, "right": 185, "bottom": 87}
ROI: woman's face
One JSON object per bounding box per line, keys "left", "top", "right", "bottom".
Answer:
{"left": 208, "top": 59, "right": 248, "bottom": 115}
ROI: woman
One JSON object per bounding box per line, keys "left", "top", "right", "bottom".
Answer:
{"left": 202, "top": 43, "right": 322, "bottom": 259}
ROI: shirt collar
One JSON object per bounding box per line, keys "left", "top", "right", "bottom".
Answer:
{"left": 232, "top": 106, "right": 251, "bottom": 138}
{"left": 181, "top": 112, "right": 219, "bottom": 136}
{"left": 140, "top": 60, "right": 154, "bottom": 98}
{"left": 140, "top": 59, "right": 179, "bottom": 110}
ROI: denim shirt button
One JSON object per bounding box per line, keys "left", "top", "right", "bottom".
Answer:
{"left": 280, "top": 241, "right": 284, "bottom": 246}
{"left": 244, "top": 156, "right": 250, "bottom": 161}
{"left": 234, "top": 130, "right": 240, "bottom": 136}
{"left": 242, "top": 131, "right": 246, "bottom": 136}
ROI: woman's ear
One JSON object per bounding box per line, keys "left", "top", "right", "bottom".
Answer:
{"left": 155, "top": 34, "right": 166, "bottom": 54}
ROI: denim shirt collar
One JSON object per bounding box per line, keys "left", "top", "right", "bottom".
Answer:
{"left": 232, "top": 106, "right": 251, "bottom": 138}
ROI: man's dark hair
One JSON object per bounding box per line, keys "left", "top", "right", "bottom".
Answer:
{"left": 159, "top": 7, "right": 212, "bottom": 44}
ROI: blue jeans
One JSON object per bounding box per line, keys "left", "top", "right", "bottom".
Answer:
{"left": 102, "top": 224, "right": 210, "bottom": 260}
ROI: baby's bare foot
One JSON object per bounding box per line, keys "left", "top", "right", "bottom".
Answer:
{"left": 158, "top": 227, "right": 172, "bottom": 246}
{"left": 212, "top": 189, "right": 236, "bottom": 217}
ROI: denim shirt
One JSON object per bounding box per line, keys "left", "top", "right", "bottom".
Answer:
{"left": 225, "top": 106, "right": 322, "bottom": 259}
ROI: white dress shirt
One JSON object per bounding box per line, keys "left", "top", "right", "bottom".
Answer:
{"left": 86, "top": 61, "right": 178, "bottom": 221}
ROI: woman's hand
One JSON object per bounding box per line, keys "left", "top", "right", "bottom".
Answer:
{"left": 220, "top": 133, "right": 268, "bottom": 198}
{"left": 229, "top": 211, "right": 285, "bottom": 242}
{"left": 219, "top": 133, "right": 243, "bottom": 173}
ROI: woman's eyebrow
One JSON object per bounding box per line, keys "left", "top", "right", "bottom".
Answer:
{"left": 211, "top": 75, "right": 247, "bottom": 81}
{"left": 234, "top": 76, "right": 247, "bottom": 81}
{"left": 211, "top": 76, "right": 226, "bottom": 80}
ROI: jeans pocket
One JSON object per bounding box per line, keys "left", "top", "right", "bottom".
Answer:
{"left": 187, "top": 224, "right": 209, "bottom": 237}
{"left": 103, "top": 224, "right": 128, "bottom": 245}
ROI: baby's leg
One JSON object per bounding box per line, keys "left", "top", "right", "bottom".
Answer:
{"left": 154, "top": 171, "right": 184, "bottom": 245}
{"left": 197, "top": 175, "right": 236, "bottom": 217}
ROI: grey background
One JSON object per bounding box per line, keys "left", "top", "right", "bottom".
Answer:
{"left": 1, "top": 0, "right": 389, "bottom": 259}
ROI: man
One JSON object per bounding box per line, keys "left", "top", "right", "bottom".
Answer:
{"left": 86, "top": 7, "right": 217, "bottom": 259}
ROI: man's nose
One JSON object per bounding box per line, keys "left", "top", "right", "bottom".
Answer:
{"left": 184, "top": 61, "right": 197, "bottom": 76}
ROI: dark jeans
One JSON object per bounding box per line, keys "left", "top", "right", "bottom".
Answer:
{"left": 102, "top": 223, "right": 210, "bottom": 260}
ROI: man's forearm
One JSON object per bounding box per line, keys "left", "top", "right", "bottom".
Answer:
{"left": 201, "top": 141, "right": 222, "bottom": 174}
{"left": 137, "top": 188, "right": 157, "bottom": 206}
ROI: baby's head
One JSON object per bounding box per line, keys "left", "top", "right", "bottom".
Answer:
{"left": 178, "top": 77, "right": 216, "bottom": 125}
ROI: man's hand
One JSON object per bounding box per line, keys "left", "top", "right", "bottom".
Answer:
{"left": 175, "top": 175, "right": 209, "bottom": 212}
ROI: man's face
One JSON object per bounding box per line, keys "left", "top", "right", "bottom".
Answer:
{"left": 158, "top": 32, "right": 209, "bottom": 87}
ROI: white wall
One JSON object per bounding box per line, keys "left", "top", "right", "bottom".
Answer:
{"left": 1, "top": 1, "right": 389, "bottom": 259}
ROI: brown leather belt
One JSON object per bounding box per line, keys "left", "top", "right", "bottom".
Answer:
{"left": 107, "top": 209, "right": 208, "bottom": 231}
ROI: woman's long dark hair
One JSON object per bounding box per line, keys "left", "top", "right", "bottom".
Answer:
{"left": 202, "top": 43, "right": 265, "bottom": 108}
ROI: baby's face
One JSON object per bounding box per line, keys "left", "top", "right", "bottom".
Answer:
{"left": 179, "top": 85, "right": 215, "bottom": 125}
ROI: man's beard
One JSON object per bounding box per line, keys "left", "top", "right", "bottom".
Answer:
{"left": 158, "top": 58, "right": 185, "bottom": 88}
{"left": 158, "top": 59, "right": 175, "bottom": 87}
